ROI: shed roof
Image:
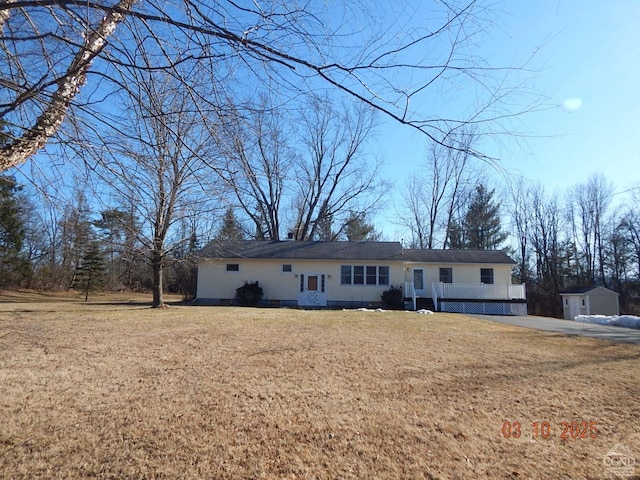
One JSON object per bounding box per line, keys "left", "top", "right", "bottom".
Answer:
{"left": 560, "top": 286, "right": 619, "bottom": 296}
{"left": 199, "top": 240, "right": 516, "bottom": 264}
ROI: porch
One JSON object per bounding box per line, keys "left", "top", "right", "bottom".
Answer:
{"left": 404, "top": 282, "right": 527, "bottom": 316}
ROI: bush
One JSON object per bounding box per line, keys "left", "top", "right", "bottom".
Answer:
{"left": 235, "top": 281, "right": 264, "bottom": 306}
{"left": 381, "top": 285, "right": 404, "bottom": 310}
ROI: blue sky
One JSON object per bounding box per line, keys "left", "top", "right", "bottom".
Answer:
{"left": 500, "top": 0, "right": 640, "bottom": 190}
{"left": 378, "top": 0, "right": 640, "bottom": 239}
{"left": 9, "top": 0, "right": 639, "bottom": 243}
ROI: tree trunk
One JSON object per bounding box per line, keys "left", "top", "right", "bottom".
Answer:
{"left": 84, "top": 269, "right": 92, "bottom": 302}
{"left": 0, "top": 1, "right": 15, "bottom": 31}
{"left": 151, "top": 250, "right": 165, "bottom": 308}
{"left": 0, "top": 0, "right": 136, "bottom": 171}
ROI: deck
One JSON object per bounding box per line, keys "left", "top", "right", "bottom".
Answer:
{"left": 404, "top": 282, "right": 527, "bottom": 315}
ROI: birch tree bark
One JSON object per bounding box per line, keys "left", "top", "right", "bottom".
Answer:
{"left": 0, "top": 0, "right": 137, "bottom": 171}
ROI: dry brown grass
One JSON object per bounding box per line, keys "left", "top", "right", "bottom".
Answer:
{"left": 0, "top": 293, "right": 639, "bottom": 479}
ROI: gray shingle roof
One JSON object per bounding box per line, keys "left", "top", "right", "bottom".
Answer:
{"left": 400, "top": 248, "right": 516, "bottom": 264}
{"left": 199, "top": 240, "right": 403, "bottom": 261}
{"left": 199, "top": 240, "right": 516, "bottom": 264}
{"left": 560, "top": 286, "right": 596, "bottom": 294}
{"left": 560, "top": 286, "right": 618, "bottom": 295}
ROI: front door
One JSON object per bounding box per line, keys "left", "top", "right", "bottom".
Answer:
{"left": 413, "top": 268, "right": 425, "bottom": 296}
{"left": 297, "top": 273, "right": 327, "bottom": 307}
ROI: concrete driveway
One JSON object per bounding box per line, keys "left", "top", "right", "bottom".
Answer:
{"left": 470, "top": 314, "right": 640, "bottom": 345}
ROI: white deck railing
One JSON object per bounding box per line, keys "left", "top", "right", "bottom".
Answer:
{"left": 432, "top": 283, "right": 438, "bottom": 310}
{"left": 435, "top": 282, "right": 526, "bottom": 300}
{"left": 404, "top": 282, "right": 416, "bottom": 310}
{"left": 404, "top": 281, "right": 525, "bottom": 311}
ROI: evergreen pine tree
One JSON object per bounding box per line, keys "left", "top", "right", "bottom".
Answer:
{"left": 446, "top": 220, "right": 467, "bottom": 249}
{"left": 73, "top": 241, "right": 106, "bottom": 301}
{"left": 459, "top": 184, "right": 507, "bottom": 250}
{"left": 344, "top": 213, "right": 380, "bottom": 241}
{"left": 0, "top": 176, "right": 29, "bottom": 287}
{"left": 315, "top": 214, "right": 335, "bottom": 241}
{"left": 217, "top": 207, "right": 245, "bottom": 241}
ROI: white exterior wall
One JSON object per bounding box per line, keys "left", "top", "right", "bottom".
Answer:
{"left": 586, "top": 287, "right": 620, "bottom": 316}
{"left": 197, "top": 258, "right": 405, "bottom": 304}
{"left": 403, "top": 263, "right": 513, "bottom": 294}
{"left": 562, "top": 294, "right": 587, "bottom": 320}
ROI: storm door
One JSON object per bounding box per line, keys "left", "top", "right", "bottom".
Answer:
{"left": 297, "top": 273, "right": 327, "bottom": 307}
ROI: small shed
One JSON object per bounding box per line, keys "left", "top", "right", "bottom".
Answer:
{"left": 560, "top": 286, "right": 620, "bottom": 320}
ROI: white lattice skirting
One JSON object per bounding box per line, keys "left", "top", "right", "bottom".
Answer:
{"left": 440, "top": 301, "right": 527, "bottom": 316}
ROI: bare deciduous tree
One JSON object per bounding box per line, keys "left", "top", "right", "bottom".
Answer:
{"left": 1, "top": 1, "right": 540, "bottom": 171}
{"left": 569, "top": 174, "right": 614, "bottom": 286}
{"left": 292, "top": 96, "right": 383, "bottom": 241}
{"left": 87, "top": 56, "right": 217, "bottom": 307}
{"left": 608, "top": 215, "right": 632, "bottom": 300}
{"left": 526, "top": 184, "right": 563, "bottom": 315}
{"left": 507, "top": 177, "right": 532, "bottom": 283}
{"left": 397, "top": 129, "right": 478, "bottom": 248}
{"left": 216, "top": 94, "right": 383, "bottom": 241}
{"left": 622, "top": 209, "right": 640, "bottom": 280}
{"left": 216, "top": 99, "right": 292, "bottom": 240}
{"left": 530, "top": 185, "right": 561, "bottom": 287}
{"left": 0, "top": 0, "right": 136, "bottom": 170}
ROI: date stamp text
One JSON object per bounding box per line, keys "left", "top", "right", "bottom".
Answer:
{"left": 502, "top": 420, "right": 598, "bottom": 439}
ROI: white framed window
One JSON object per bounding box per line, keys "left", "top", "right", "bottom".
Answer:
{"left": 282, "top": 264, "right": 292, "bottom": 273}
{"left": 341, "top": 265, "right": 352, "bottom": 285}
{"left": 378, "top": 266, "right": 389, "bottom": 285}
{"left": 480, "top": 268, "right": 494, "bottom": 284}
{"left": 354, "top": 266, "right": 365, "bottom": 285}
{"left": 366, "top": 266, "right": 377, "bottom": 285}
{"left": 340, "top": 265, "right": 390, "bottom": 286}
{"left": 226, "top": 263, "right": 239, "bottom": 272}
{"left": 439, "top": 268, "right": 453, "bottom": 283}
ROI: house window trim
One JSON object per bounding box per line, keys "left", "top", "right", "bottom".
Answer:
{"left": 353, "top": 265, "right": 365, "bottom": 285}
{"left": 341, "top": 265, "right": 352, "bottom": 285}
{"left": 225, "top": 263, "right": 240, "bottom": 273}
{"left": 480, "top": 268, "right": 494, "bottom": 284}
{"left": 439, "top": 267, "right": 453, "bottom": 284}
{"left": 340, "top": 265, "right": 390, "bottom": 286}
{"left": 282, "top": 264, "right": 293, "bottom": 274}
{"left": 378, "top": 266, "right": 390, "bottom": 286}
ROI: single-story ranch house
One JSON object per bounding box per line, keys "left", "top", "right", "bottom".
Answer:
{"left": 196, "top": 240, "right": 527, "bottom": 315}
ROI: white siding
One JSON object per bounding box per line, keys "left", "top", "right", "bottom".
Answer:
{"left": 402, "top": 263, "right": 513, "bottom": 296}
{"left": 197, "top": 258, "right": 404, "bottom": 304}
